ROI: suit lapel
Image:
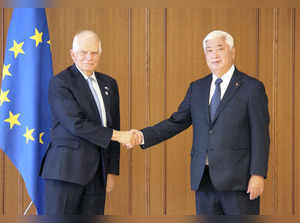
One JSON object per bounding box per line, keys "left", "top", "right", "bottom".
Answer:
{"left": 211, "top": 69, "right": 243, "bottom": 125}
{"left": 202, "top": 75, "right": 213, "bottom": 125}
{"left": 71, "top": 65, "right": 105, "bottom": 124}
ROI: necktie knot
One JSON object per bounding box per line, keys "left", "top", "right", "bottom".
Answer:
{"left": 215, "top": 78, "right": 223, "bottom": 86}
{"left": 87, "top": 76, "right": 94, "bottom": 84}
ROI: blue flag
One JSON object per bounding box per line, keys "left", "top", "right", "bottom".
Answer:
{"left": 0, "top": 8, "right": 53, "bottom": 214}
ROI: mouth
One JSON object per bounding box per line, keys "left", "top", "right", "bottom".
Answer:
{"left": 211, "top": 61, "right": 221, "bottom": 65}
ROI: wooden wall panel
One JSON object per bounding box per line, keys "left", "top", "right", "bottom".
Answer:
{"left": 276, "top": 8, "right": 294, "bottom": 215}
{"left": 258, "top": 8, "right": 277, "bottom": 215}
{"left": 166, "top": 9, "right": 197, "bottom": 215}
{"left": 148, "top": 8, "right": 166, "bottom": 215}
{"left": 131, "top": 8, "right": 148, "bottom": 215}
{"left": 295, "top": 8, "right": 300, "bottom": 216}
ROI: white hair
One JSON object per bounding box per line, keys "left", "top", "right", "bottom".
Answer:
{"left": 72, "top": 30, "right": 102, "bottom": 53}
{"left": 203, "top": 30, "right": 234, "bottom": 50}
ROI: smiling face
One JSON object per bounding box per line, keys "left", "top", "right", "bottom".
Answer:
{"left": 70, "top": 32, "right": 101, "bottom": 76}
{"left": 204, "top": 36, "right": 235, "bottom": 77}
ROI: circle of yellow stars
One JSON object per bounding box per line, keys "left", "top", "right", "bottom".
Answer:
{"left": 1, "top": 27, "right": 51, "bottom": 145}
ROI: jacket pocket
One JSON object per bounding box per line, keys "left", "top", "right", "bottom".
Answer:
{"left": 232, "top": 147, "right": 249, "bottom": 151}
{"left": 54, "top": 139, "right": 80, "bottom": 150}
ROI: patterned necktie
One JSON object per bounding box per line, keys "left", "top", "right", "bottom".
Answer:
{"left": 210, "top": 78, "right": 223, "bottom": 121}
{"left": 87, "top": 77, "right": 103, "bottom": 125}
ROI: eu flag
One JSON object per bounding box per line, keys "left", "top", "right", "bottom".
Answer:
{"left": 0, "top": 8, "right": 53, "bottom": 214}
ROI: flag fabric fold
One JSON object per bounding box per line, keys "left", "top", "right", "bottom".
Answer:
{"left": 0, "top": 8, "right": 53, "bottom": 214}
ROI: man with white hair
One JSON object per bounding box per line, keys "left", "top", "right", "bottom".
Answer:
{"left": 40, "top": 30, "right": 139, "bottom": 214}
{"left": 132, "top": 30, "right": 270, "bottom": 215}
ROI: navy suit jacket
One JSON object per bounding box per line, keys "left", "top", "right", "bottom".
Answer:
{"left": 40, "top": 65, "right": 120, "bottom": 185}
{"left": 141, "top": 69, "right": 270, "bottom": 191}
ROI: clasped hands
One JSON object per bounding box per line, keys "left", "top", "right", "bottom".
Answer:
{"left": 113, "top": 129, "right": 144, "bottom": 149}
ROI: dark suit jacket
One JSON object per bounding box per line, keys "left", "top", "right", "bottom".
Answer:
{"left": 40, "top": 64, "right": 120, "bottom": 185}
{"left": 141, "top": 68, "right": 270, "bottom": 191}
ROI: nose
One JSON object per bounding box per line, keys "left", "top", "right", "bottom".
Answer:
{"left": 86, "top": 52, "right": 92, "bottom": 59}
{"left": 210, "top": 50, "right": 219, "bottom": 59}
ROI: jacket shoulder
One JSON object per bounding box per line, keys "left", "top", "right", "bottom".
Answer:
{"left": 237, "top": 70, "right": 265, "bottom": 87}
{"left": 191, "top": 73, "right": 212, "bottom": 86}
{"left": 51, "top": 65, "right": 75, "bottom": 81}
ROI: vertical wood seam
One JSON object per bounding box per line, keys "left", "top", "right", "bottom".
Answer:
{"left": 128, "top": 8, "right": 133, "bottom": 216}
{"left": 163, "top": 8, "right": 167, "bottom": 216}
{"left": 273, "top": 8, "right": 279, "bottom": 214}
{"left": 291, "top": 8, "right": 296, "bottom": 215}
{"left": 145, "top": 8, "right": 151, "bottom": 216}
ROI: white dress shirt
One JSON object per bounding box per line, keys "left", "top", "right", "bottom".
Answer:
{"left": 209, "top": 65, "right": 235, "bottom": 103}
{"left": 76, "top": 65, "right": 107, "bottom": 127}
{"left": 206, "top": 65, "right": 235, "bottom": 165}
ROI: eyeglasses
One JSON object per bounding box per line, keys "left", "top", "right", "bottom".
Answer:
{"left": 76, "top": 51, "right": 99, "bottom": 58}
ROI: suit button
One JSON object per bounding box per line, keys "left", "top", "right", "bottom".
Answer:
{"left": 208, "top": 130, "right": 214, "bottom": 135}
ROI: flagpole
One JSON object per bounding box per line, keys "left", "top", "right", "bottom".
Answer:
{"left": 23, "top": 201, "right": 33, "bottom": 215}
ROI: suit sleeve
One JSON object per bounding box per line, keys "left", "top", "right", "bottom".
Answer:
{"left": 248, "top": 81, "right": 270, "bottom": 178}
{"left": 48, "top": 76, "right": 113, "bottom": 149}
{"left": 141, "top": 83, "right": 193, "bottom": 149}
{"left": 105, "top": 79, "right": 120, "bottom": 175}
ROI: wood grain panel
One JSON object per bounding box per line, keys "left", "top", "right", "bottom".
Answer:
{"left": 131, "top": 8, "right": 148, "bottom": 215}
{"left": 258, "top": 8, "right": 277, "bottom": 215}
{"left": 166, "top": 9, "right": 202, "bottom": 215}
{"left": 276, "top": 8, "right": 294, "bottom": 215}
{"left": 149, "top": 8, "right": 166, "bottom": 215}
{"left": 294, "top": 8, "right": 300, "bottom": 215}
{"left": 0, "top": 7, "right": 4, "bottom": 215}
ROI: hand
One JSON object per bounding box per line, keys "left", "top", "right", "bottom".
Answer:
{"left": 125, "top": 129, "right": 144, "bottom": 149}
{"left": 112, "top": 129, "right": 143, "bottom": 147}
{"left": 247, "top": 175, "right": 264, "bottom": 200}
{"left": 106, "top": 174, "right": 115, "bottom": 193}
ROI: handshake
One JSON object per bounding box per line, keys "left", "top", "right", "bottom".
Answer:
{"left": 112, "top": 129, "right": 144, "bottom": 149}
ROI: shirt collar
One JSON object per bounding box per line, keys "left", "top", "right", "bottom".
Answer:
{"left": 75, "top": 64, "right": 96, "bottom": 81}
{"left": 212, "top": 65, "right": 235, "bottom": 85}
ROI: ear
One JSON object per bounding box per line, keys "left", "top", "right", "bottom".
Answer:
{"left": 231, "top": 47, "right": 236, "bottom": 60}
{"left": 70, "top": 49, "right": 76, "bottom": 61}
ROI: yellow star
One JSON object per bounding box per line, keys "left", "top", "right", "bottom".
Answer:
{"left": 30, "top": 28, "right": 43, "bottom": 47}
{"left": 2, "top": 64, "right": 12, "bottom": 80}
{"left": 0, "top": 89, "right": 11, "bottom": 106}
{"left": 47, "top": 40, "right": 51, "bottom": 45}
{"left": 4, "top": 111, "right": 21, "bottom": 129}
{"left": 39, "top": 132, "right": 45, "bottom": 144}
{"left": 9, "top": 40, "right": 25, "bottom": 59}
{"left": 23, "top": 127, "right": 35, "bottom": 144}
